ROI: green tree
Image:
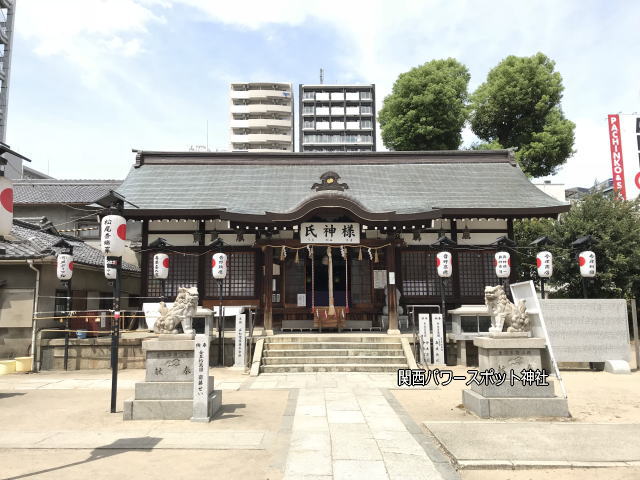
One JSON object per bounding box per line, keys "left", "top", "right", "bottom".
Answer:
{"left": 515, "top": 193, "right": 640, "bottom": 299}
{"left": 378, "top": 58, "right": 470, "bottom": 151}
{"left": 470, "top": 53, "right": 575, "bottom": 177}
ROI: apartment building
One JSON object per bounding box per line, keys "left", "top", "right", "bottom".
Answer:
{"left": 299, "top": 84, "right": 376, "bottom": 152}
{"left": 229, "top": 82, "right": 294, "bottom": 152}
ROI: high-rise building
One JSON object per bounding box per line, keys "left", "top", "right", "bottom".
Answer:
{"left": 299, "top": 84, "right": 376, "bottom": 152}
{"left": 0, "top": 0, "right": 16, "bottom": 143}
{"left": 229, "top": 82, "right": 294, "bottom": 152}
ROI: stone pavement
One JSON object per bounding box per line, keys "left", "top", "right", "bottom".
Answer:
{"left": 247, "top": 373, "right": 457, "bottom": 480}
{"left": 424, "top": 421, "right": 640, "bottom": 469}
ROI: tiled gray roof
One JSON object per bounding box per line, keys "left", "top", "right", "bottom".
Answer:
{"left": 116, "top": 151, "right": 567, "bottom": 217}
{"left": 0, "top": 220, "right": 139, "bottom": 272}
{"left": 13, "top": 180, "right": 122, "bottom": 205}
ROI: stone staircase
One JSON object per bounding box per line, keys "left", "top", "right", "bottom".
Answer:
{"left": 259, "top": 334, "right": 409, "bottom": 373}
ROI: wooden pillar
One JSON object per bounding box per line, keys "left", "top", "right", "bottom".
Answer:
{"left": 386, "top": 244, "right": 399, "bottom": 334}
{"left": 263, "top": 246, "right": 274, "bottom": 335}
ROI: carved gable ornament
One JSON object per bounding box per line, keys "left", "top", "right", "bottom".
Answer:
{"left": 311, "top": 171, "right": 349, "bottom": 192}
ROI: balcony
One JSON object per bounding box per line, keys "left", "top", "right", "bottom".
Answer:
{"left": 230, "top": 89, "right": 292, "bottom": 100}
{"left": 230, "top": 104, "right": 292, "bottom": 114}
{"left": 231, "top": 133, "right": 292, "bottom": 144}
{"left": 230, "top": 118, "right": 292, "bottom": 129}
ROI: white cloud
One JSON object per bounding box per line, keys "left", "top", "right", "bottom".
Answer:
{"left": 11, "top": 0, "right": 640, "bottom": 188}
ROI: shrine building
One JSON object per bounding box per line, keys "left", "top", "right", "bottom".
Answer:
{"left": 116, "top": 149, "right": 568, "bottom": 338}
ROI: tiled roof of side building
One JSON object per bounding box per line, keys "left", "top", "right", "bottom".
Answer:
{"left": 0, "top": 219, "right": 139, "bottom": 272}
{"left": 116, "top": 150, "right": 569, "bottom": 219}
{"left": 13, "top": 180, "right": 122, "bottom": 205}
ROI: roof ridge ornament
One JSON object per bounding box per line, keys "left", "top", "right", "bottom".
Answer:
{"left": 311, "top": 171, "right": 349, "bottom": 192}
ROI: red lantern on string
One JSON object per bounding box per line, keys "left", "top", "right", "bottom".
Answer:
{"left": 536, "top": 251, "right": 553, "bottom": 278}
{"left": 0, "top": 175, "right": 12, "bottom": 236}
{"left": 212, "top": 252, "right": 228, "bottom": 279}
{"left": 579, "top": 251, "right": 596, "bottom": 278}
{"left": 57, "top": 254, "right": 73, "bottom": 281}
{"left": 494, "top": 251, "right": 511, "bottom": 278}
{"left": 436, "top": 251, "right": 452, "bottom": 278}
{"left": 153, "top": 253, "right": 169, "bottom": 279}
{"left": 101, "top": 215, "right": 126, "bottom": 257}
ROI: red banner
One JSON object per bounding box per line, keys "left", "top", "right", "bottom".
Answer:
{"left": 608, "top": 114, "right": 626, "bottom": 199}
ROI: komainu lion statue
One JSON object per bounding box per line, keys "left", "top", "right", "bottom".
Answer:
{"left": 154, "top": 287, "right": 199, "bottom": 335}
{"left": 484, "top": 285, "right": 530, "bottom": 333}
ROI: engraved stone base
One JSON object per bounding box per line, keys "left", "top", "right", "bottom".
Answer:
{"left": 463, "top": 336, "right": 569, "bottom": 418}
{"left": 463, "top": 389, "right": 569, "bottom": 418}
{"left": 124, "top": 337, "right": 220, "bottom": 421}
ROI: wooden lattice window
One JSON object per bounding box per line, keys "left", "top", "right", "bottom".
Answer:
{"left": 147, "top": 252, "right": 199, "bottom": 300}
{"left": 457, "top": 250, "right": 502, "bottom": 297}
{"left": 205, "top": 251, "right": 256, "bottom": 298}
{"left": 350, "top": 256, "right": 372, "bottom": 304}
{"left": 400, "top": 250, "right": 453, "bottom": 297}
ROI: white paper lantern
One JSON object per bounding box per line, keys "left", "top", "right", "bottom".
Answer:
{"left": 211, "top": 252, "right": 228, "bottom": 280}
{"left": 536, "top": 251, "right": 553, "bottom": 278}
{"left": 0, "top": 175, "right": 13, "bottom": 237}
{"left": 436, "top": 251, "right": 452, "bottom": 278}
{"left": 57, "top": 254, "right": 73, "bottom": 280}
{"left": 100, "top": 215, "right": 126, "bottom": 257}
{"left": 494, "top": 251, "right": 511, "bottom": 278}
{"left": 104, "top": 257, "right": 117, "bottom": 280}
{"left": 579, "top": 250, "right": 596, "bottom": 278}
{"left": 153, "top": 253, "right": 169, "bottom": 279}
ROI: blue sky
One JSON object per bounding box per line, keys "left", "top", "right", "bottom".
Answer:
{"left": 7, "top": 0, "right": 640, "bottom": 188}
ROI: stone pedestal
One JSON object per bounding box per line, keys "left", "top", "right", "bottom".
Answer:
{"left": 462, "top": 336, "right": 569, "bottom": 418}
{"left": 124, "top": 336, "right": 222, "bottom": 421}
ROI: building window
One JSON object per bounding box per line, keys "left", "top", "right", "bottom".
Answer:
{"left": 360, "top": 120, "right": 372, "bottom": 129}
{"left": 146, "top": 252, "right": 199, "bottom": 300}
{"left": 206, "top": 251, "right": 256, "bottom": 298}
{"left": 302, "top": 106, "right": 314, "bottom": 114}
{"left": 457, "top": 250, "right": 501, "bottom": 297}
{"left": 360, "top": 106, "right": 372, "bottom": 114}
{"left": 360, "top": 91, "right": 372, "bottom": 100}
{"left": 303, "top": 120, "right": 314, "bottom": 129}
{"left": 400, "top": 250, "right": 453, "bottom": 297}
{"left": 302, "top": 91, "right": 315, "bottom": 100}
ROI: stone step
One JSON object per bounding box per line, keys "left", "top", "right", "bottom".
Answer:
{"left": 265, "top": 342, "right": 402, "bottom": 350}
{"left": 262, "top": 355, "right": 406, "bottom": 365}
{"left": 263, "top": 348, "right": 405, "bottom": 358}
{"left": 260, "top": 364, "right": 407, "bottom": 373}
{"left": 265, "top": 336, "right": 400, "bottom": 344}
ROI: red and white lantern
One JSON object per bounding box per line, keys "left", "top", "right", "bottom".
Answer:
{"left": 536, "top": 251, "right": 553, "bottom": 278}
{"left": 579, "top": 250, "right": 596, "bottom": 278}
{"left": 57, "top": 253, "right": 73, "bottom": 280}
{"left": 100, "top": 215, "right": 126, "bottom": 257}
{"left": 211, "top": 252, "right": 228, "bottom": 280}
{"left": 494, "top": 251, "right": 511, "bottom": 278}
{"left": 104, "top": 257, "right": 117, "bottom": 280}
{"left": 436, "top": 251, "right": 452, "bottom": 278}
{"left": 153, "top": 253, "right": 169, "bottom": 280}
{"left": 0, "top": 175, "right": 13, "bottom": 236}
